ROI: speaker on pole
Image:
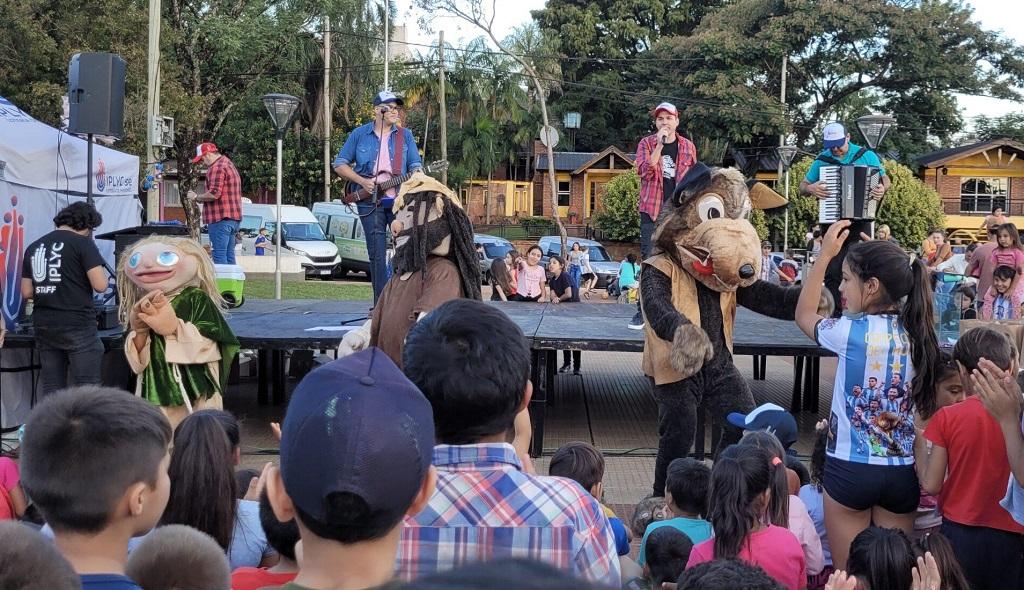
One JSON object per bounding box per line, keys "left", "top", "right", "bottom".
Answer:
{"left": 68, "top": 52, "right": 126, "bottom": 139}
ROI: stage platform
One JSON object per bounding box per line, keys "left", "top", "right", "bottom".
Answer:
{"left": 5, "top": 298, "right": 832, "bottom": 456}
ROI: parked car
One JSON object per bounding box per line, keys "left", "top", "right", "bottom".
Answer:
{"left": 239, "top": 204, "right": 340, "bottom": 279}
{"left": 312, "top": 201, "right": 376, "bottom": 279}
{"left": 474, "top": 234, "right": 516, "bottom": 284}
{"left": 536, "top": 236, "right": 619, "bottom": 288}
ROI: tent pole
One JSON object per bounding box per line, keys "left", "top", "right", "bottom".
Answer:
{"left": 87, "top": 134, "right": 94, "bottom": 204}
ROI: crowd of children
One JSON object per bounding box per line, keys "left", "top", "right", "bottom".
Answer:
{"left": 3, "top": 219, "right": 1024, "bottom": 590}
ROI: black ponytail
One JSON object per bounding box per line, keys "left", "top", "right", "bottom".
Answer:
{"left": 738, "top": 432, "right": 790, "bottom": 527}
{"left": 846, "top": 241, "right": 939, "bottom": 419}
{"left": 706, "top": 445, "right": 773, "bottom": 560}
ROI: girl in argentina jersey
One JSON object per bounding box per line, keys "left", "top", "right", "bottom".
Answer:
{"left": 795, "top": 220, "right": 939, "bottom": 571}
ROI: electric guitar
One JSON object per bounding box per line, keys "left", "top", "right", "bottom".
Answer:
{"left": 342, "top": 160, "right": 449, "bottom": 205}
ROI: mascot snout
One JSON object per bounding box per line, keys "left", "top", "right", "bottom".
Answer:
{"left": 684, "top": 218, "right": 762, "bottom": 290}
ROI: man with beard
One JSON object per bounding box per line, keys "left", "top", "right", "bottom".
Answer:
{"left": 338, "top": 173, "right": 481, "bottom": 367}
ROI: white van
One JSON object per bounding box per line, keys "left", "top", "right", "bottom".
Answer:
{"left": 239, "top": 204, "right": 340, "bottom": 279}
{"left": 311, "top": 201, "right": 371, "bottom": 278}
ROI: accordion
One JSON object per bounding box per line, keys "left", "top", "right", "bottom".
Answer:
{"left": 817, "top": 165, "right": 882, "bottom": 223}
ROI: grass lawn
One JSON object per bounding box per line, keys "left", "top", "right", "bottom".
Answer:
{"left": 244, "top": 277, "right": 372, "bottom": 300}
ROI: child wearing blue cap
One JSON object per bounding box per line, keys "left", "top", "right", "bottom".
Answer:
{"left": 264, "top": 348, "right": 437, "bottom": 590}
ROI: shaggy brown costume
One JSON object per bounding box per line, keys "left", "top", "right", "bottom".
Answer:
{"left": 641, "top": 162, "right": 817, "bottom": 496}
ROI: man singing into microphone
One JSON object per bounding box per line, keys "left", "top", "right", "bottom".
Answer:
{"left": 629, "top": 102, "right": 698, "bottom": 330}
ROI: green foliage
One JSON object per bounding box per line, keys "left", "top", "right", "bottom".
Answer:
{"left": 594, "top": 170, "right": 641, "bottom": 242}
{"left": 974, "top": 113, "right": 1024, "bottom": 143}
{"left": 875, "top": 159, "right": 945, "bottom": 250}
{"left": 749, "top": 208, "right": 769, "bottom": 242}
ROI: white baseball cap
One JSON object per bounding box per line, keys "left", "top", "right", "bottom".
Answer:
{"left": 822, "top": 122, "right": 847, "bottom": 149}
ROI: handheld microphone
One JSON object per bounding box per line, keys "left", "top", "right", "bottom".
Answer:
{"left": 660, "top": 135, "right": 667, "bottom": 145}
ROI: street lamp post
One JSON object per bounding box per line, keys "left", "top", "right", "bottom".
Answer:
{"left": 262, "top": 93, "right": 300, "bottom": 300}
{"left": 856, "top": 114, "right": 897, "bottom": 151}
{"left": 777, "top": 144, "right": 798, "bottom": 248}
{"left": 563, "top": 112, "right": 581, "bottom": 151}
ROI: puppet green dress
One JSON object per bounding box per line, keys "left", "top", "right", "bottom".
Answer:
{"left": 127, "top": 286, "right": 239, "bottom": 410}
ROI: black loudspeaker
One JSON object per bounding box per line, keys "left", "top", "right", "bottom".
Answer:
{"left": 68, "top": 52, "right": 126, "bottom": 138}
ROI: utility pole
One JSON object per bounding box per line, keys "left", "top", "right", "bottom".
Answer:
{"left": 323, "top": 15, "right": 331, "bottom": 202}
{"left": 778, "top": 54, "right": 789, "bottom": 248}
{"left": 383, "top": 1, "right": 390, "bottom": 90}
{"left": 145, "top": 0, "right": 161, "bottom": 222}
{"left": 438, "top": 31, "right": 448, "bottom": 185}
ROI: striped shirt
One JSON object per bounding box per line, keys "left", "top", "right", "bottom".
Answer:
{"left": 396, "top": 443, "right": 621, "bottom": 585}
{"left": 815, "top": 314, "right": 916, "bottom": 466}
{"left": 635, "top": 133, "right": 697, "bottom": 220}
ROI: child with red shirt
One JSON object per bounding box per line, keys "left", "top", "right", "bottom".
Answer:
{"left": 915, "top": 327, "right": 1024, "bottom": 590}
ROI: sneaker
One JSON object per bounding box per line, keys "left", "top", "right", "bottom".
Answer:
{"left": 558, "top": 364, "right": 572, "bottom": 373}
{"left": 628, "top": 310, "right": 645, "bottom": 330}
{"left": 573, "top": 369, "right": 581, "bottom": 376}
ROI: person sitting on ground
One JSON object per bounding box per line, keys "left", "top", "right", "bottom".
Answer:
{"left": 799, "top": 421, "right": 834, "bottom": 590}
{"left": 739, "top": 431, "right": 825, "bottom": 577}
{"left": 914, "top": 532, "right": 971, "bottom": 590}
{"left": 685, "top": 445, "right": 806, "bottom": 590}
{"left": 512, "top": 245, "right": 546, "bottom": 302}
{"left": 0, "top": 521, "right": 83, "bottom": 590}
{"left": 548, "top": 441, "right": 632, "bottom": 557}
{"left": 676, "top": 559, "right": 785, "bottom": 590}
{"left": 916, "top": 327, "right": 1024, "bottom": 589}
{"left": 159, "top": 410, "right": 275, "bottom": 570}
{"left": 639, "top": 458, "right": 712, "bottom": 567}
{"left": 125, "top": 524, "right": 231, "bottom": 590}
{"left": 981, "top": 265, "right": 1024, "bottom": 320}
{"left": 19, "top": 386, "right": 172, "bottom": 589}
{"left": 399, "top": 299, "right": 621, "bottom": 584}
{"left": 264, "top": 348, "right": 436, "bottom": 590}
{"left": 0, "top": 455, "right": 28, "bottom": 521}
{"left": 489, "top": 257, "right": 516, "bottom": 302}
{"left": 831, "top": 526, "right": 942, "bottom": 590}
{"left": 618, "top": 253, "right": 640, "bottom": 304}
{"left": 727, "top": 403, "right": 807, "bottom": 493}
{"left": 640, "top": 527, "right": 693, "bottom": 589}
{"left": 230, "top": 490, "right": 300, "bottom": 590}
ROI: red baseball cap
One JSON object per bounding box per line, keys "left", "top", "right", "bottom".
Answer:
{"left": 652, "top": 102, "right": 678, "bottom": 118}
{"left": 192, "top": 142, "right": 219, "bottom": 163}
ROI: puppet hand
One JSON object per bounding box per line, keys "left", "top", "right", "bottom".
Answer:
{"left": 337, "top": 320, "right": 371, "bottom": 357}
{"left": 129, "top": 303, "right": 150, "bottom": 333}
{"left": 140, "top": 300, "right": 179, "bottom": 336}
{"left": 669, "top": 323, "right": 714, "bottom": 378}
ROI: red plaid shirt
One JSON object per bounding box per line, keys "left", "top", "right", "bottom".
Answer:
{"left": 635, "top": 133, "right": 697, "bottom": 220}
{"left": 202, "top": 155, "right": 243, "bottom": 223}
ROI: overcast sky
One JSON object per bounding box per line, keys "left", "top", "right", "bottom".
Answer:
{"left": 393, "top": 0, "right": 1023, "bottom": 127}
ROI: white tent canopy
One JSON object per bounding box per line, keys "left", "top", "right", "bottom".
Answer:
{"left": 1, "top": 95, "right": 142, "bottom": 427}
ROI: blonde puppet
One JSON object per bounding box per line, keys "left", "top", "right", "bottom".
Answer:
{"left": 117, "top": 236, "right": 238, "bottom": 428}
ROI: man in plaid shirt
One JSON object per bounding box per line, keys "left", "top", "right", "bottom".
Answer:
{"left": 399, "top": 300, "right": 621, "bottom": 586}
{"left": 629, "top": 103, "right": 698, "bottom": 329}
{"left": 188, "top": 142, "right": 242, "bottom": 264}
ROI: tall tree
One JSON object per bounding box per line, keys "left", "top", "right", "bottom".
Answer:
{"left": 973, "top": 112, "right": 1024, "bottom": 142}
{"left": 531, "top": 0, "right": 723, "bottom": 151}
{"left": 638, "top": 0, "right": 1024, "bottom": 162}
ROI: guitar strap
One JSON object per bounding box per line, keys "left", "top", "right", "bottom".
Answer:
{"left": 391, "top": 126, "right": 405, "bottom": 175}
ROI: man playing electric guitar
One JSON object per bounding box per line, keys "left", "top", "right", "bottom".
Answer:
{"left": 333, "top": 90, "right": 423, "bottom": 303}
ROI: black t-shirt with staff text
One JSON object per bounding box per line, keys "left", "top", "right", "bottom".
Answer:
{"left": 22, "top": 229, "right": 105, "bottom": 327}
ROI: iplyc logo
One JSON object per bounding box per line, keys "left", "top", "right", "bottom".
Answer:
{"left": 95, "top": 159, "right": 106, "bottom": 192}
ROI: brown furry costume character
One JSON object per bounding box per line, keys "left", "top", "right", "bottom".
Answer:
{"left": 338, "top": 173, "right": 481, "bottom": 366}
{"left": 642, "top": 162, "right": 828, "bottom": 496}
